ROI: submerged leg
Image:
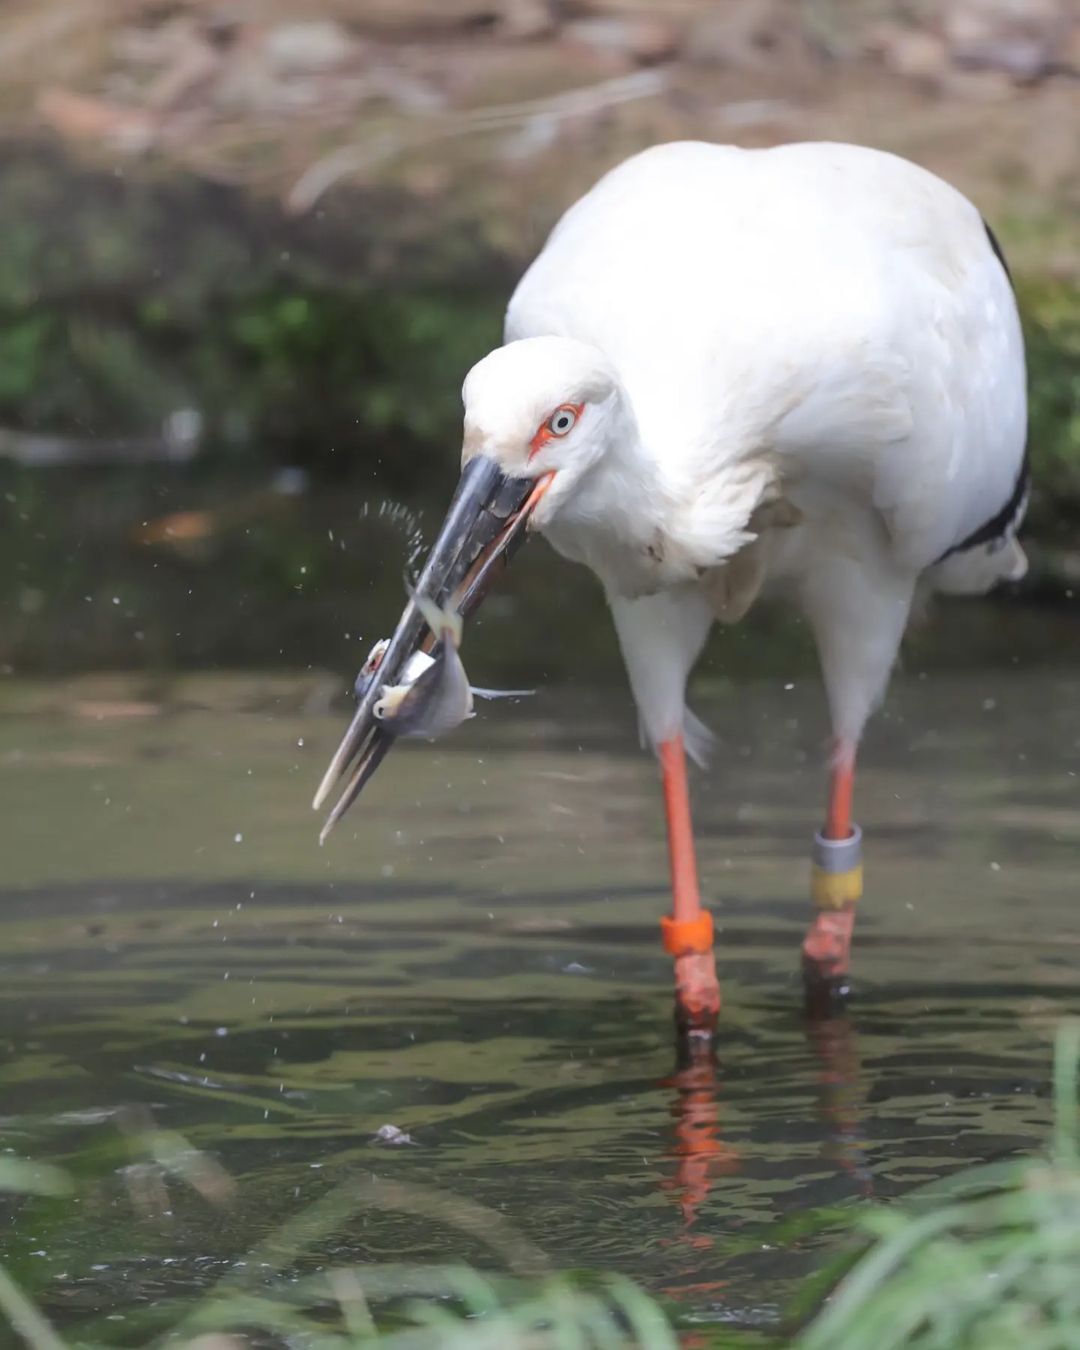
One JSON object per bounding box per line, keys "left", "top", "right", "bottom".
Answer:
{"left": 802, "top": 739, "right": 862, "bottom": 996}
{"left": 658, "top": 735, "right": 721, "bottom": 1034}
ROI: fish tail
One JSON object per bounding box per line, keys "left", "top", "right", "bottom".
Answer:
{"left": 405, "top": 576, "right": 463, "bottom": 647}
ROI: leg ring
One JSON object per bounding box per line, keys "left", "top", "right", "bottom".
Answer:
{"left": 661, "top": 910, "right": 714, "bottom": 957}
{"left": 811, "top": 824, "right": 863, "bottom": 910}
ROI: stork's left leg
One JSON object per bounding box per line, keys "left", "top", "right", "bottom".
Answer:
{"left": 798, "top": 535, "right": 916, "bottom": 998}
{"left": 802, "top": 739, "right": 862, "bottom": 988}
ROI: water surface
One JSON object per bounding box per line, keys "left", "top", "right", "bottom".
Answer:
{"left": 1, "top": 668, "right": 1078, "bottom": 1340}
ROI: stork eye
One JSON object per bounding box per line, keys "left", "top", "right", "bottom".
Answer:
{"left": 548, "top": 406, "right": 578, "bottom": 436}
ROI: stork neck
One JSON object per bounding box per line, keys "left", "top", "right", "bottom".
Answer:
{"left": 542, "top": 376, "right": 777, "bottom": 598}
{"left": 596, "top": 392, "right": 668, "bottom": 527}
{"left": 539, "top": 388, "right": 676, "bottom": 594}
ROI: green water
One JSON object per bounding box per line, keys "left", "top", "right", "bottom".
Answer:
{"left": 1, "top": 664, "right": 1078, "bottom": 1340}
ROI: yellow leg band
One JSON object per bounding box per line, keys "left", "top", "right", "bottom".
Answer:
{"left": 811, "top": 863, "right": 863, "bottom": 910}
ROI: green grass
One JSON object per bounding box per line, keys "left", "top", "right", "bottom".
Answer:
{"left": 1021, "top": 278, "right": 1080, "bottom": 535}
{"left": 3, "top": 1027, "right": 1080, "bottom": 1348}
{"left": 796, "top": 1022, "right": 1080, "bottom": 1350}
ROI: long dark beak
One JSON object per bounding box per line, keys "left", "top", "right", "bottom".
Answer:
{"left": 314, "top": 455, "right": 545, "bottom": 841}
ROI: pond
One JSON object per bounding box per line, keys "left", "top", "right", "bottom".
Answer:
{"left": 1, "top": 658, "right": 1077, "bottom": 1342}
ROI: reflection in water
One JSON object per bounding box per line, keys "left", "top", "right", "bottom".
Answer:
{"left": 658, "top": 1011, "right": 871, "bottom": 1245}
{"left": 806, "top": 1015, "right": 873, "bottom": 1199}
{"left": 660, "top": 1039, "right": 738, "bottom": 1238}
{"left": 1, "top": 671, "right": 1079, "bottom": 1333}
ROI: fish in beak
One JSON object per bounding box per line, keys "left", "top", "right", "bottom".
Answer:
{"left": 314, "top": 456, "right": 549, "bottom": 842}
{"left": 373, "top": 587, "right": 474, "bottom": 740}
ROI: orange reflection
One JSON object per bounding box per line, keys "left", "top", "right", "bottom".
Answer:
{"left": 659, "top": 1036, "right": 739, "bottom": 1238}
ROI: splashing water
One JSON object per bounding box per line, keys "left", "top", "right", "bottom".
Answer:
{"left": 358, "top": 498, "right": 428, "bottom": 570}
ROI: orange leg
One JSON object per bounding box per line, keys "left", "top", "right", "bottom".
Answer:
{"left": 824, "top": 750, "right": 855, "bottom": 842}
{"left": 657, "top": 736, "right": 721, "bottom": 1035}
{"left": 802, "top": 742, "right": 860, "bottom": 992}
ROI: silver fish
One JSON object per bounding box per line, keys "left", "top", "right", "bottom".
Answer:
{"left": 356, "top": 595, "right": 532, "bottom": 742}
{"left": 374, "top": 590, "right": 471, "bottom": 740}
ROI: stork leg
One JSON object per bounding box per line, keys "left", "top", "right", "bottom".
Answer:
{"left": 797, "top": 531, "right": 914, "bottom": 1003}
{"left": 658, "top": 735, "right": 721, "bottom": 1034}
{"left": 608, "top": 588, "right": 719, "bottom": 1035}
{"left": 802, "top": 739, "right": 862, "bottom": 994}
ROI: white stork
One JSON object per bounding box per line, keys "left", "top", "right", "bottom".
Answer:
{"left": 316, "top": 140, "right": 1028, "bottom": 1036}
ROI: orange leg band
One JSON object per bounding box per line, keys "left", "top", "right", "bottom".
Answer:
{"left": 660, "top": 911, "right": 714, "bottom": 957}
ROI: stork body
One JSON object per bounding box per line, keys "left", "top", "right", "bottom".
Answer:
{"left": 317, "top": 140, "right": 1027, "bottom": 1033}
{"left": 466, "top": 141, "right": 1027, "bottom": 1024}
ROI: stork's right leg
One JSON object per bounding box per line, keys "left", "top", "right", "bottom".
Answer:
{"left": 609, "top": 589, "right": 719, "bottom": 1036}
{"left": 658, "top": 733, "right": 721, "bottom": 1034}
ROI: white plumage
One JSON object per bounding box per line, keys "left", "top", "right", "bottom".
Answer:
{"left": 444, "top": 138, "right": 1030, "bottom": 1011}
{"left": 465, "top": 140, "right": 1027, "bottom": 762}
{"left": 311, "top": 137, "right": 1030, "bottom": 1013}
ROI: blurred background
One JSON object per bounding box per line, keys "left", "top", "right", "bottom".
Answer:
{"left": 0, "top": 0, "right": 1076, "bottom": 690}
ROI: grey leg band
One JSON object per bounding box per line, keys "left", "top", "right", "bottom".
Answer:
{"left": 812, "top": 823, "right": 862, "bottom": 873}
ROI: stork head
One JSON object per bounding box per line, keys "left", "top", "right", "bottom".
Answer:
{"left": 461, "top": 336, "right": 621, "bottom": 526}
{"left": 314, "top": 336, "right": 620, "bottom": 836}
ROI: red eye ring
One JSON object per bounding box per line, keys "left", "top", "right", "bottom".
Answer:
{"left": 548, "top": 404, "right": 579, "bottom": 436}
{"left": 529, "top": 402, "right": 584, "bottom": 460}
